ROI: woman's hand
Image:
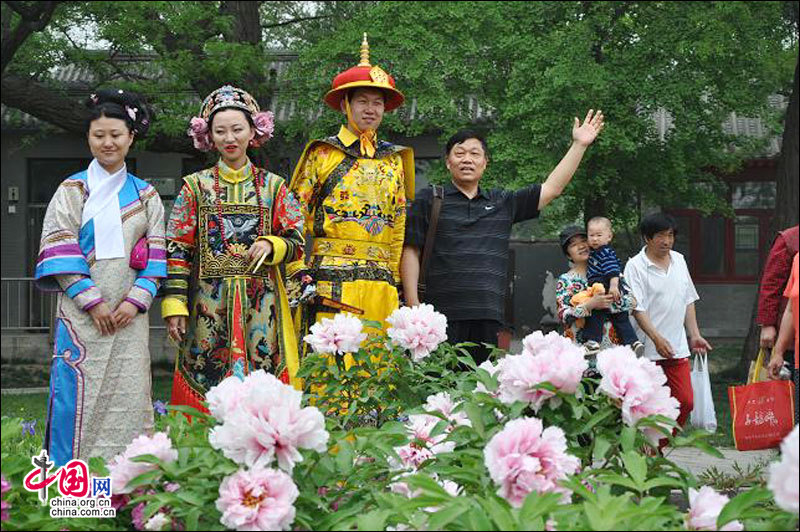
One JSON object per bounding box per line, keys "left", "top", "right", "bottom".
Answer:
{"left": 247, "top": 239, "right": 273, "bottom": 264}
{"left": 768, "top": 350, "right": 785, "bottom": 380}
{"left": 112, "top": 300, "right": 139, "bottom": 329}
{"left": 166, "top": 316, "right": 187, "bottom": 343}
{"left": 88, "top": 302, "right": 116, "bottom": 336}
{"left": 585, "top": 293, "right": 613, "bottom": 311}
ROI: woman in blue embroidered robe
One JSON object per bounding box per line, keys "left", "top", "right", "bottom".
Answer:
{"left": 34, "top": 90, "right": 166, "bottom": 465}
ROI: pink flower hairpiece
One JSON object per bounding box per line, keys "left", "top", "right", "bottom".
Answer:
{"left": 187, "top": 116, "right": 213, "bottom": 151}
{"left": 250, "top": 110, "right": 275, "bottom": 148}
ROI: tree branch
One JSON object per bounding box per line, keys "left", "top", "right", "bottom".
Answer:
{"left": 1, "top": 1, "right": 60, "bottom": 73}
{"left": 261, "top": 14, "right": 333, "bottom": 29}
{"left": 1, "top": 72, "right": 86, "bottom": 132}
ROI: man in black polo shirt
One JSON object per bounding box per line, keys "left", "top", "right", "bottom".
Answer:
{"left": 401, "top": 110, "right": 605, "bottom": 364}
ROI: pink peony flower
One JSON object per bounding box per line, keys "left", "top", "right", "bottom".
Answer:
{"left": 391, "top": 444, "right": 434, "bottom": 470}
{"left": 108, "top": 432, "right": 178, "bottom": 495}
{"left": 686, "top": 486, "right": 743, "bottom": 531}
{"left": 386, "top": 304, "right": 448, "bottom": 362}
{"left": 483, "top": 417, "right": 580, "bottom": 508}
{"left": 132, "top": 502, "right": 147, "bottom": 530}
{"left": 424, "top": 392, "right": 471, "bottom": 428}
{"left": 391, "top": 414, "right": 456, "bottom": 470}
{"left": 597, "top": 346, "right": 679, "bottom": 443}
{"left": 596, "top": 346, "right": 657, "bottom": 403}
{"left": 626, "top": 385, "right": 680, "bottom": 446}
{"left": 768, "top": 425, "right": 799, "bottom": 514}
{"left": 187, "top": 116, "right": 213, "bottom": 151}
{"left": 303, "top": 313, "right": 367, "bottom": 355}
{"left": 521, "top": 330, "right": 567, "bottom": 356}
{"left": 144, "top": 512, "right": 171, "bottom": 531}
{"left": 497, "top": 333, "right": 587, "bottom": 411}
{"left": 216, "top": 467, "right": 298, "bottom": 531}
{"left": 251, "top": 111, "right": 275, "bottom": 147}
{"left": 208, "top": 370, "right": 329, "bottom": 473}
{"left": 206, "top": 374, "right": 248, "bottom": 422}
{"left": 110, "top": 493, "right": 130, "bottom": 510}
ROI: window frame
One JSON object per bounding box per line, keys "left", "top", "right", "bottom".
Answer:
{"left": 666, "top": 159, "right": 776, "bottom": 284}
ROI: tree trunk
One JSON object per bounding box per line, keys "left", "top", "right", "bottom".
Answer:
{"left": 739, "top": 55, "right": 800, "bottom": 377}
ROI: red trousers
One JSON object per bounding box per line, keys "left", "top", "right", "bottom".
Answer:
{"left": 656, "top": 357, "right": 694, "bottom": 449}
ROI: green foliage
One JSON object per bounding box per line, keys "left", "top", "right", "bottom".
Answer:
{"left": 5, "top": 1, "right": 797, "bottom": 224}
{"left": 3, "top": 330, "right": 799, "bottom": 531}
{"left": 282, "top": 1, "right": 797, "bottom": 222}
{"left": 296, "top": 334, "right": 475, "bottom": 430}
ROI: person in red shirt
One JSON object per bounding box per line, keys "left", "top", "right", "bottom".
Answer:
{"left": 757, "top": 225, "right": 799, "bottom": 351}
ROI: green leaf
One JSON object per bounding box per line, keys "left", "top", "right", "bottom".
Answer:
{"left": 594, "top": 472, "right": 641, "bottom": 492}
{"left": 129, "top": 453, "right": 162, "bottom": 465}
{"left": 361, "top": 319, "right": 383, "bottom": 330}
{"left": 335, "top": 439, "right": 355, "bottom": 474}
{"left": 479, "top": 496, "right": 516, "bottom": 531}
{"left": 592, "top": 435, "right": 612, "bottom": 463}
{"left": 519, "top": 491, "right": 562, "bottom": 525}
{"left": 717, "top": 487, "right": 773, "bottom": 529}
{"left": 428, "top": 500, "right": 475, "bottom": 531}
{"left": 620, "top": 426, "right": 637, "bottom": 453}
{"left": 358, "top": 509, "right": 392, "bottom": 531}
{"left": 582, "top": 407, "right": 617, "bottom": 434}
{"left": 124, "top": 468, "right": 163, "bottom": 491}
{"left": 621, "top": 450, "right": 647, "bottom": 488}
{"left": 642, "top": 476, "right": 684, "bottom": 491}
{"left": 175, "top": 490, "right": 207, "bottom": 506}
{"left": 464, "top": 401, "right": 486, "bottom": 438}
{"left": 185, "top": 508, "right": 202, "bottom": 531}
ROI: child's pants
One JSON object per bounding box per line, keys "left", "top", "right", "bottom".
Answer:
{"left": 582, "top": 308, "right": 638, "bottom": 345}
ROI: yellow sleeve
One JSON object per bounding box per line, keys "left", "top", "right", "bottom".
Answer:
{"left": 256, "top": 235, "right": 289, "bottom": 266}
{"left": 390, "top": 154, "right": 407, "bottom": 283}
{"left": 162, "top": 297, "right": 190, "bottom": 318}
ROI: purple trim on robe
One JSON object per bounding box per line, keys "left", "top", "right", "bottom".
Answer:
{"left": 82, "top": 298, "right": 104, "bottom": 311}
{"left": 125, "top": 297, "right": 147, "bottom": 313}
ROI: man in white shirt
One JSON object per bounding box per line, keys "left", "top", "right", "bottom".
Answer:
{"left": 624, "top": 213, "right": 713, "bottom": 435}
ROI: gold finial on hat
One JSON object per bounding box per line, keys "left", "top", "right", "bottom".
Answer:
{"left": 358, "top": 32, "right": 371, "bottom": 67}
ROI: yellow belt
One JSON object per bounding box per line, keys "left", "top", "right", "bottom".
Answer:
{"left": 311, "top": 237, "right": 391, "bottom": 262}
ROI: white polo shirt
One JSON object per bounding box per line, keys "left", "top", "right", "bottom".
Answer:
{"left": 624, "top": 248, "right": 699, "bottom": 361}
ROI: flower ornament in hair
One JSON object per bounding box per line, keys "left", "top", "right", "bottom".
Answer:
{"left": 126, "top": 105, "right": 138, "bottom": 121}
{"left": 90, "top": 94, "right": 99, "bottom": 104}
{"left": 250, "top": 111, "right": 275, "bottom": 148}
{"left": 187, "top": 116, "right": 213, "bottom": 151}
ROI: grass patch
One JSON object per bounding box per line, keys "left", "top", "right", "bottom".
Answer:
{"left": 1, "top": 372, "right": 173, "bottom": 451}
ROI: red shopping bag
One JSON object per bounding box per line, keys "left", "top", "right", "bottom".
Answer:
{"left": 728, "top": 378, "right": 796, "bottom": 451}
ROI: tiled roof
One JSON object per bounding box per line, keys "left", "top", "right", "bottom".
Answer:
{"left": 1, "top": 52, "right": 787, "bottom": 150}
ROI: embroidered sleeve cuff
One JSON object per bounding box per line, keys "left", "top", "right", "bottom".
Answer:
{"left": 257, "top": 236, "right": 289, "bottom": 265}
{"left": 125, "top": 297, "right": 148, "bottom": 313}
{"left": 81, "top": 296, "right": 105, "bottom": 312}
{"left": 73, "top": 285, "right": 104, "bottom": 311}
{"left": 126, "top": 285, "right": 154, "bottom": 312}
{"left": 162, "top": 297, "right": 190, "bottom": 318}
